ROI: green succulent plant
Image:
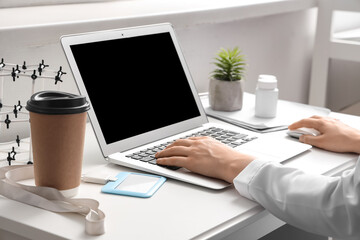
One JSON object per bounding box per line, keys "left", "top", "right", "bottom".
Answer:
{"left": 211, "top": 47, "right": 246, "bottom": 81}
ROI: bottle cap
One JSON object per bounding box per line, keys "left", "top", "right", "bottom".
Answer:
{"left": 257, "top": 75, "right": 277, "bottom": 89}
{"left": 26, "top": 91, "right": 90, "bottom": 115}
{"left": 259, "top": 74, "right": 276, "bottom": 80}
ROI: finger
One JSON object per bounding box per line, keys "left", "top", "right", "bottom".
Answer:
{"left": 288, "top": 118, "right": 323, "bottom": 131}
{"left": 156, "top": 156, "right": 188, "bottom": 167}
{"left": 311, "top": 115, "right": 341, "bottom": 124}
{"left": 299, "top": 134, "right": 322, "bottom": 146}
{"left": 165, "top": 136, "right": 210, "bottom": 150}
{"left": 187, "top": 136, "right": 208, "bottom": 140}
{"left": 155, "top": 146, "right": 190, "bottom": 158}
{"left": 311, "top": 115, "right": 340, "bottom": 121}
{"left": 165, "top": 139, "right": 193, "bottom": 149}
{"left": 309, "top": 115, "right": 323, "bottom": 119}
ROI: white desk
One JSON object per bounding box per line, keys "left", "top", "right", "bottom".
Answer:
{"left": 0, "top": 111, "right": 358, "bottom": 240}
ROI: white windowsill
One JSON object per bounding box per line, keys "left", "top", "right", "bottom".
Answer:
{"left": 333, "top": 27, "right": 360, "bottom": 43}
{"left": 0, "top": 0, "right": 317, "bottom": 30}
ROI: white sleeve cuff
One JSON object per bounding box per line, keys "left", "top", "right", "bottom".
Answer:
{"left": 233, "top": 158, "right": 272, "bottom": 200}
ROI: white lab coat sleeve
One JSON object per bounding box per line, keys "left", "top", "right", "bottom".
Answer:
{"left": 233, "top": 157, "right": 360, "bottom": 239}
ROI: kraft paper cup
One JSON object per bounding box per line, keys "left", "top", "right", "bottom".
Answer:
{"left": 26, "top": 91, "right": 90, "bottom": 198}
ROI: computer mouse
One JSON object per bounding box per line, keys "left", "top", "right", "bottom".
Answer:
{"left": 287, "top": 127, "right": 321, "bottom": 139}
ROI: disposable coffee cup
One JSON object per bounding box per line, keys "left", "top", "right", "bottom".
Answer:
{"left": 26, "top": 91, "right": 90, "bottom": 198}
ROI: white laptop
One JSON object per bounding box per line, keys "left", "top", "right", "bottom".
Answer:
{"left": 61, "top": 23, "right": 311, "bottom": 190}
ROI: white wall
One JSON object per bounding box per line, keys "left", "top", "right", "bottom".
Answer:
{"left": 177, "top": 8, "right": 317, "bottom": 100}
{"left": 0, "top": 8, "right": 317, "bottom": 140}
{"left": 327, "top": 60, "right": 360, "bottom": 112}
{"left": 0, "top": 8, "right": 318, "bottom": 100}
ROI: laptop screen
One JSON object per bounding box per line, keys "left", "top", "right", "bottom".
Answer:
{"left": 69, "top": 32, "right": 201, "bottom": 145}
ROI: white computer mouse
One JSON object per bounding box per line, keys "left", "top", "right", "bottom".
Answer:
{"left": 287, "top": 127, "right": 321, "bottom": 139}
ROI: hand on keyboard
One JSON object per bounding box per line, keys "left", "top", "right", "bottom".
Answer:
{"left": 126, "top": 127, "right": 257, "bottom": 176}
{"left": 155, "top": 136, "right": 255, "bottom": 183}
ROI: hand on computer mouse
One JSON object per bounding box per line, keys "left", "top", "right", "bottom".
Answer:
{"left": 287, "top": 127, "right": 320, "bottom": 139}
{"left": 289, "top": 116, "right": 360, "bottom": 154}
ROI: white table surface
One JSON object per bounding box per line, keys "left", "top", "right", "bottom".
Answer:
{"left": 0, "top": 111, "right": 358, "bottom": 240}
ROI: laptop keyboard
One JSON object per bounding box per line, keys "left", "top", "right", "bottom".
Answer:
{"left": 125, "top": 127, "right": 257, "bottom": 170}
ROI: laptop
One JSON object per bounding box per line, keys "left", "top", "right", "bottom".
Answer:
{"left": 61, "top": 23, "right": 311, "bottom": 189}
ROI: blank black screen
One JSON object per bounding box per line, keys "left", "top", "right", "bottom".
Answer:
{"left": 70, "top": 32, "right": 200, "bottom": 144}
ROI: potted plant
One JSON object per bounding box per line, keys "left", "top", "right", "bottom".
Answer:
{"left": 209, "top": 47, "right": 246, "bottom": 111}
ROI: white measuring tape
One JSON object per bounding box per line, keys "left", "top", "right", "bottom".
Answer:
{"left": 0, "top": 165, "right": 105, "bottom": 236}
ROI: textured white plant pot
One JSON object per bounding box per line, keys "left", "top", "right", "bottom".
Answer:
{"left": 209, "top": 78, "right": 243, "bottom": 111}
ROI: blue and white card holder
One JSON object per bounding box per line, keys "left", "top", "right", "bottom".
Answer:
{"left": 82, "top": 171, "right": 166, "bottom": 198}
{"left": 102, "top": 172, "right": 166, "bottom": 198}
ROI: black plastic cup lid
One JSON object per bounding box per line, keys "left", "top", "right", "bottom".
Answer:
{"left": 26, "top": 91, "right": 90, "bottom": 115}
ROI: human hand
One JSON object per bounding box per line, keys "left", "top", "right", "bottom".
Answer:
{"left": 288, "top": 116, "right": 360, "bottom": 154}
{"left": 155, "top": 136, "right": 255, "bottom": 183}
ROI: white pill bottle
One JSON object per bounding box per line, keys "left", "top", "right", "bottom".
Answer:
{"left": 255, "top": 74, "right": 278, "bottom": 118}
